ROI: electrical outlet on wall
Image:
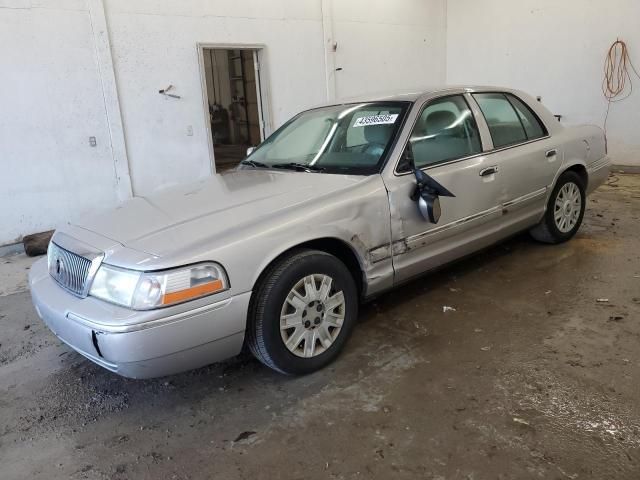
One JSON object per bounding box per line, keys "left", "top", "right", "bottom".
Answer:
{"left": 186, "top": 125, "right": 194, "bottom": 136}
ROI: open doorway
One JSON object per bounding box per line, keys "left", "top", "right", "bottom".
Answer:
{"left": 201, "top": 47, "right": 265, "bottom": 172}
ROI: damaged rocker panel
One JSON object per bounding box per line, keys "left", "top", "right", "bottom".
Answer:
{"left": 368, "top": 244, "right": 393, "bottom": 263}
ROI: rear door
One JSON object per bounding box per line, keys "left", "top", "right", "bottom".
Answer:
{"left": 470, "top": 92, "right": 559, "bottom": 217}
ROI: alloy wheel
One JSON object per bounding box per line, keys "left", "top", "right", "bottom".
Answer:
{"left": 554, "top": 182, "right": 582, "bottom": 233}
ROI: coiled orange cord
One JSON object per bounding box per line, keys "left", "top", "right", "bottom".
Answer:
{"left": 603, "top": 39, "right": 640, "bottom": 132}
{"left": 603, "top": 39, "right": 639, "bottom": 101}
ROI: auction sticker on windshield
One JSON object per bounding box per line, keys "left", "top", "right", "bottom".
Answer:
{"left": 353, "top": 114, "right": 399, "bottom": 128}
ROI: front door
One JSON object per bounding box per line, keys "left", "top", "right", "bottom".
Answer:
{"left": 382, "top": 94, "right": 504, "bottom": 283}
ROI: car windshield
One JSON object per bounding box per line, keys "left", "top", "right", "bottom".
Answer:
{"left": 243, "top": 102, "right": 410, "bottom": 174}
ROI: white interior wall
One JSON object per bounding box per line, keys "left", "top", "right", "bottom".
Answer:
{"left": 446, "top": 0, "right": 640, "bottom": 166}
{"left": 330, "top": 0, "right": 447, "bottom": 98}
{"left": 103, "top": 0, "right": 328, "bottom": 196}
{"left": 0, "top": 1, "right": 121, "bottom": 245}
{"left": 104, "top": 0, "right": 447, "bottom": 196}
{"left": 0, "top": 0, "right": 443, "bottom": 246}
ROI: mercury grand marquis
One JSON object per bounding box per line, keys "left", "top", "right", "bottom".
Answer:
{"left": 29, "top": 86, "right": 610, "bottom": 378}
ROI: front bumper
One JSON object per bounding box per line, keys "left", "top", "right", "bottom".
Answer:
{"left": 29, "top": 258, "right": 250, "bottom": 378}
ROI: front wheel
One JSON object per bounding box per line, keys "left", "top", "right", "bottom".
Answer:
{"left": 530, "top": 171, "right": 586, "bottom": 244}
{"left": 246, "top": 249, "right": 358, "bottom": 375}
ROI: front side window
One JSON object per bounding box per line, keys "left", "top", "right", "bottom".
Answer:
{"left": 245, "top": 102, "right": 409, "bottom": 174}
{"left": 406, "top": 95, "right": 482, "bottom": 169}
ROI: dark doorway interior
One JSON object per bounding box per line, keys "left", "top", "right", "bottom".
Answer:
{"left": 203, "top": 48, "right": 262, "bottom": 172}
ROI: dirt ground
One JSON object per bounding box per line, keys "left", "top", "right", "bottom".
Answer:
{"left": 1, "top": 174, "right": 639, "bottom": 480}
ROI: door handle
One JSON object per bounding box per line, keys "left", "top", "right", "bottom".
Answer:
{"left": 545, "top": 149, "right": 558, "bottom": 158}
{"left": 479, "top": 166, "right": 498, "bottom": 177}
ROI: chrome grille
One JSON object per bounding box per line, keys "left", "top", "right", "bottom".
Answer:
{"left": 48, "top": 242, "right": 93, "bottom": 296}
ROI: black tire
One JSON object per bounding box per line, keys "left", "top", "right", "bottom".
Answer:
{"left": 246, "top": 249, "right": 358, "bottom": 375}
{"left": 529, "top": 171, "right": 586, "bottom": 244}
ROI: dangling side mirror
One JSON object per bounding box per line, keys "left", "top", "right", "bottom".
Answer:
{"left": 418, "top": 192, "right": 442, "bottom": 224}
{"left": 404, "top": 142, "right": 455, "bottom": 223}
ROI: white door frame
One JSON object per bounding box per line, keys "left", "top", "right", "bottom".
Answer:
{"left": 197, "top": 43, "right": 273, "bottom": 174}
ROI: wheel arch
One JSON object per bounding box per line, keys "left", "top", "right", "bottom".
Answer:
{"left": 562, "top": 163, "right": 588, "bottom": 189}
{"left": 554, "top": 161, "right": 589, "bottom": 190}
{"left": 537, "top": 161, "right": 589, "bottom": 223}
{"left": 250, "top": 237, "right": 367, "bottom": 302}
{"left": 530, "top": 160, "right": 587, "bottom": 244}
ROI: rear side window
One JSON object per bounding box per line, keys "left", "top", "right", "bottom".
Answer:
{"left": 506, "top": 94, "right": 547, "bottom": 140}
{"left": 473, "top": 93, "right": 527, "bottom": 148}
{"left": 474, "top": 93, "right": 548, "bottom": 149}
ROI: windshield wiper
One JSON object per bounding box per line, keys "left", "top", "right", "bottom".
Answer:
{"left": 272, "top": 162, "right": 326, "bottom": 173}
{"left": 239, "top": 159, "right": 269, "bottom": 168}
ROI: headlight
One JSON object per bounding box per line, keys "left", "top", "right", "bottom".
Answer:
{"left": 89, "top": 262, "right": 228, "bottom": 310}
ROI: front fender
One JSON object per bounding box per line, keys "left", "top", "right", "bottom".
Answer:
{"left": 211, "top": 175, "right": 395, "bottom": 299}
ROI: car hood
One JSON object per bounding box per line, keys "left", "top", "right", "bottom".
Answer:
{"left": 75, "top": 169, "right": 368, "bottom": 257}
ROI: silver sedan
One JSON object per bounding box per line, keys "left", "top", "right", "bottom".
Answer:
{"left": 29, "top": 86, "right": 610, "bottom": 378}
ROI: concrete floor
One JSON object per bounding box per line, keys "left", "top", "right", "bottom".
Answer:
{"left": 1, "top": 174, "right": 639, "bottom": 480}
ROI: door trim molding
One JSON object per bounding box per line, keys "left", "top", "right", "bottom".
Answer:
{"left": 402, "top": 187, "right": 548, "bottom": 251}
{"left": 502, "top": 187, "right": 547, "bottom": 209}
{"left": 398, "top": 205, "right": 502, "bottom": 253}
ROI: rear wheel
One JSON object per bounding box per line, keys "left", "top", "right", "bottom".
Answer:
{"left": 246, "top": 249, "right": 358, "bottom": 375}
{"left": 530, "top": 171, "right": 586, "bottom": 244}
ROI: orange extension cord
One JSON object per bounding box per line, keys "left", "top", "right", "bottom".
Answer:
{"left": 602, "top": 39, "right": 640, "bottom": 133}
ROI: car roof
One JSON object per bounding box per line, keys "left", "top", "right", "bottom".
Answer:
{"left": 320, "top": 85, "right": 518, "bottom": 105}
